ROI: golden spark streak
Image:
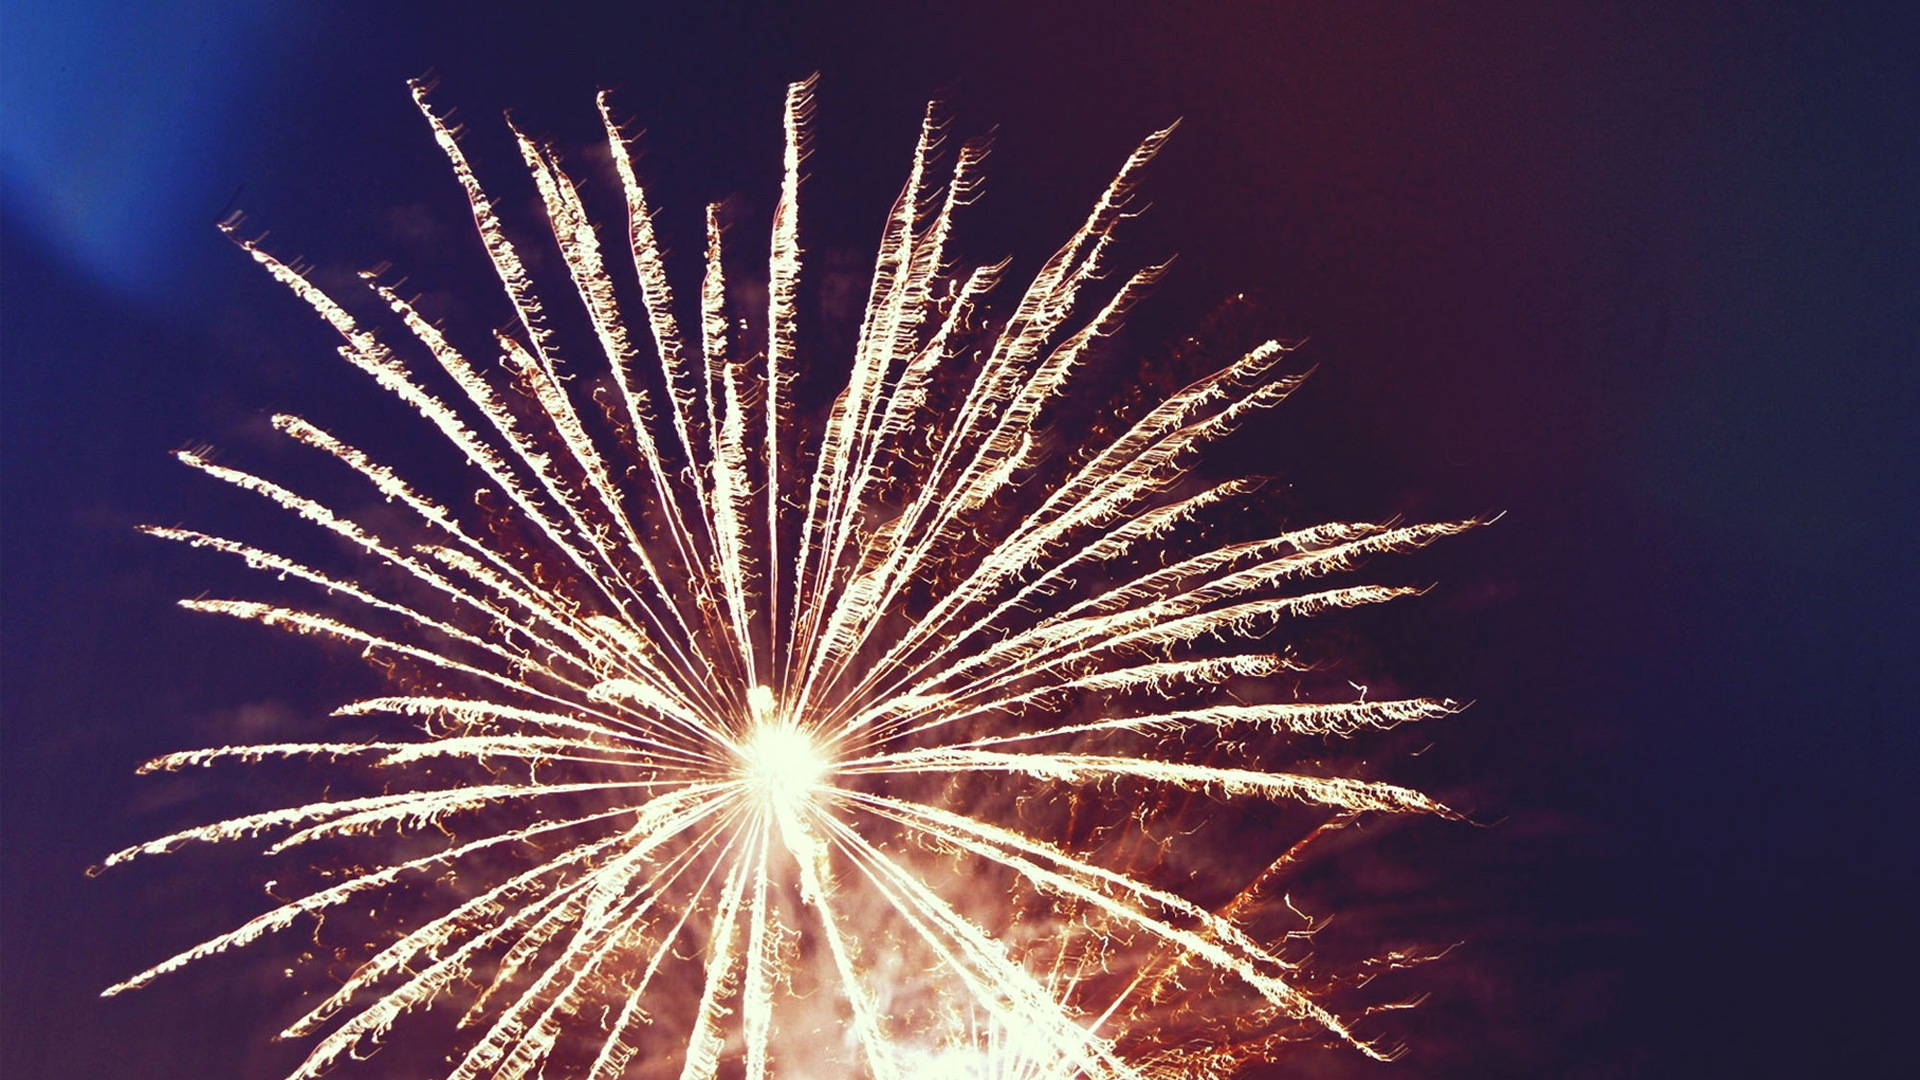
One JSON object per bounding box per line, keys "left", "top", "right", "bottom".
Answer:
{"left": 111, "top": 79, "right": 1477, "bottom": 1078}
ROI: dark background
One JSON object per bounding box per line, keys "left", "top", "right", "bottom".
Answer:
{"left": 4, "top": 3, "right": 1914, "bottom": 1077}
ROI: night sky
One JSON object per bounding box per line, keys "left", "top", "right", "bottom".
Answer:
{"left": 4, "top": 3, "right": 1915, "bottom": 1077}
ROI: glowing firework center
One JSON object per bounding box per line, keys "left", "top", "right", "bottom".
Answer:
{"left": 739, "top": 687, "right": 830, "bottom": 812}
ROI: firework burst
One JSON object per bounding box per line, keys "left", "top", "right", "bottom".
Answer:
{"left": 105, "top": 78, "right": 1477, "bottom": 1078}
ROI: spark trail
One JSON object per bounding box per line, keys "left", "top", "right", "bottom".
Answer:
{"left": 107, "top": 78, "right": 1478, "bottom": 1078}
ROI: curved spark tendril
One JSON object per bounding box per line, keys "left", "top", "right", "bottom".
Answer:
{"left": 107, "top": 79, "right": 1478, "bottom": 1078}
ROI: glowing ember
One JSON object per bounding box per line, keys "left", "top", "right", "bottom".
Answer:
{"left": 104, "top": 76, "right": 1477, "bottom": 1079}
{"left": 739, "top": 711, "right": 829, "bottom": 811}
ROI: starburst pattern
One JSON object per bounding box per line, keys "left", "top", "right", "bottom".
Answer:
{"left": 105, "top": 78, "right": 1477, "bottom": 1079}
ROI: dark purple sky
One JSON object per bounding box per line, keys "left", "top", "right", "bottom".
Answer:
{"left": 4, "top": 3, "right": 1915, "bottom": 1077}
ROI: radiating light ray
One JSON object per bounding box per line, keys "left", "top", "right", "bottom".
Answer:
{"left": 813, "top": 809, "right": 1139, "bottom": 1080}
{"left": 110, "top": 78, "right": 1476, "bottom": 1078}
{"left": 838, "top": 791, "right": 1378, "bottom": 1060}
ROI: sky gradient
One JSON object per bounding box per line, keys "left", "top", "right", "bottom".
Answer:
{"left": 4, "top": 3, "right": 1915, "bottom": 1076}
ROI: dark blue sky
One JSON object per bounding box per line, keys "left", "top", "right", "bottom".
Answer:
{"left": 4, "top": 3, "right": 1915, "bottom": 1077}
